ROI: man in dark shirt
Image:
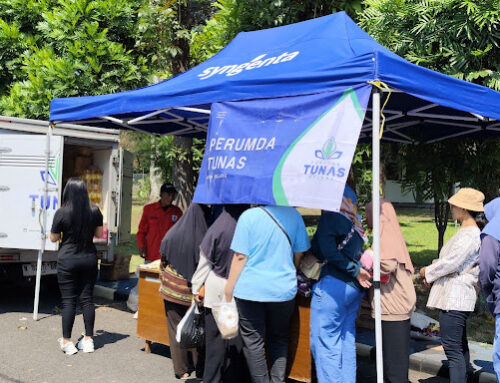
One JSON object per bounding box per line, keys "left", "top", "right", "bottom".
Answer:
{"left": 137, "top": 183, "right": 183, "bottom": 262}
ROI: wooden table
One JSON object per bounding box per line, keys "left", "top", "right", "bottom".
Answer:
{"left": 136, "top": 266, "right": 313, "bottom": 382}
{"left": 136, "top": 267, "right": 169, "bottom": 352}
{"left": 288, "top": 294, "right": 313, "bottom": 382}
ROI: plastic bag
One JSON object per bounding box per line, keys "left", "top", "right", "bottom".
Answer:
{"left": 299, "top": 251, "right": 324, "bottom": 281}
{"left": 176, "top": 302, "right": 205, "bottom": 349}
{"left": 126, "top": 284, "right": 138, "bottom": 312}
{"left": 213, "top": 299, "right": 239, "bottom": 340}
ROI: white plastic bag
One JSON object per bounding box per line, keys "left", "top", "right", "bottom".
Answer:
{"left": 127, "top": 284, "right": 139, "bottom": 312}
{"left": 127, "top": 268, "right": 141, "bottom": 313}
{"left": 213, "top": 299, "right": 239, "bottom": 340}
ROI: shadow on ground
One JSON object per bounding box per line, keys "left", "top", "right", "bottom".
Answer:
{"left": 91, "top": 329, "right": 129, "bottom": 350}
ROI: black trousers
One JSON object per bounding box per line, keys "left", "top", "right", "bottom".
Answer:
{"left": 439, "top": 310, "right": 471, "bottom": 383}
{"left": 236, "top": 298, "right": 295, "bottom": 383}
{"left": 204, "top": 308, "right": 249, "bottom": 383}
{"left": 382, "top": 319, "right": 411, "bottom": 383}
{"left": 57, "top": 253, "right": 98, "bottom": 339}
{"left": 163, "top": 300, "right": 203, "bottom": 378}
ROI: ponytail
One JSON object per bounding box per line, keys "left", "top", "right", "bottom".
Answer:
{"left": 468, "top": 211, "right": 488, "bottom": 230}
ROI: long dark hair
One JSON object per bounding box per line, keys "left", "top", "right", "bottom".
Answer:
{"left": 62, "top": 178, "right": 93, "bottom": 248}
{"left": 468, "top": 210, "right": 488, "bottom": 230}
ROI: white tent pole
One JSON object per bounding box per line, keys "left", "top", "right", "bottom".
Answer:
{"left": 33, "top": 123, "right": 52, "bottom": 321}
{"left": 372, "top": 88, "right": 383, "bottom": 382}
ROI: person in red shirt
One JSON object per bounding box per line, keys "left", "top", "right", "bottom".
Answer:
{"left": 137, "top": 183, "right": 183, "bottom": 262}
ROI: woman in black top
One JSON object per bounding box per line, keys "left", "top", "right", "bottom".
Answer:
{"left": 50, "top": 178, "right": 103, "bottom": 355}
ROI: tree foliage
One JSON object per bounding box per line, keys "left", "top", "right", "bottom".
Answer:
{"left": 136, "top": 0, "right": 214, "bottom": 77}
{"left": 0, "top": 0, "right": 152, "bottom": 118}
{"left": 362, "top": 0, "right": 500, "bottom": 250}
{"left": 395, "top": 141, "right": 464, "bottom": 250}
{"left": 192, "top": 0, "right": 364, "bottom": 64}
{"left": 121, "top": 131, "right": 205, "bottom": 183}
{"left": 360, "top": 0, "right": 500, "bottom": 90}
{"left": 459, "top": 139, "right": 500, "bottom": 202}
{"left": 133, "top": 0, "right": 214, "bottom": 205}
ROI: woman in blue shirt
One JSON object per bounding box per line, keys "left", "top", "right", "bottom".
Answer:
{"left": 224, "top": 205, "right": 310, "bottom": 383}
{"left": 310, "top": 186, "right": 371, "bottom": 383}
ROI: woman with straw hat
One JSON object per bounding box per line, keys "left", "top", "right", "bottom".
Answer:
{"left": 420, "top": 188, "right": 487, "bottom": 383}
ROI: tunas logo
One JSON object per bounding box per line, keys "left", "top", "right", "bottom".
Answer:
{"left": 315, "top": 137, "right": 343, "bottom": 160}
{"left": 272, "top": 88, "right": 366, "bottom": 209}
{"left": 197, "top": 51, "right": 300, "bottom": 80}
{"left": 40, "top": 170, "right": 57, "bottom": 186}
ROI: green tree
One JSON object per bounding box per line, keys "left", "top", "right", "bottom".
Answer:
{"left": 191, "top": 0, "right": 364, "bottom": 64}
{"left": 361, "top": 0, "right": 500, "bottom": 250}
{"left": 460, "top": 139, "right": 500, "bottom": 202}
{"left": 360, "top": 0, "right": 500, "bottom": 90}
{"left": 0, "top": 0, "right": 152, "bottom": 118}
{"left": 397, "top": 141, "right": 464, "bottom": 251}
{"left": 134, "top": 0, "right": 214, "bottom": 207}
{"left": 121, "top": 131, "right": 205, "bottom": 188}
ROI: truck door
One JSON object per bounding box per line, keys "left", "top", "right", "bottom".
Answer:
{"left": 118, "top": 149, "right": 134, "bottom": 243}
{"left": 0, "top": 134, "right": 63, "bottom": 251}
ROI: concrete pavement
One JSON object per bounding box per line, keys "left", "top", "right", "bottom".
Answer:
{"left": 0, "top": 281, "right": 181, "bottom": 383}
{"left": 0, "top": 280, "right": 456, "bottom": 383}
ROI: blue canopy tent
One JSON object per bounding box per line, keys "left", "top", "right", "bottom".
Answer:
{"left": 50, "top": 12, "right": 500, "bottom": 141}
{"left": 45, "top": 12, "right": 500, "bottom": 382}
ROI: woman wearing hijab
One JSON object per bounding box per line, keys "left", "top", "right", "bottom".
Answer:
{"left": 191, "top": 204, "right": 250, "bottom": 383}
{"left": 159, "top": 203, "right": 211, "bottom": 380}
{"left": 310, "top": 185, "right": 372, "bottom": 383}
{"left": 420, "top": 188, "right": 486, "bottom": 383}
{"left": 478, "top": 197, "right": 500, "bottom": 380}
{"left": 366, "top": 198, "right": 416, "bottom": 383}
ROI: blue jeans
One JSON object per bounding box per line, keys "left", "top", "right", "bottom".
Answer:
{"left": 439, "top": 310, "right": 471, "bottom": 383}
{"left": 494, "top": 314, "right": 500, "bottom": 381}
{"left": 310, "top": 276, "right": 364, "bottom": 383}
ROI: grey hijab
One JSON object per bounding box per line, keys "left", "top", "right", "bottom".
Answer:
{"left": 160, "top": 203, "right": 209, "bottom": 282}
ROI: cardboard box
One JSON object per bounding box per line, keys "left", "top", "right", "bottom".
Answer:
{"left": 99, "top": 253, "right": 131, "bottom": 281}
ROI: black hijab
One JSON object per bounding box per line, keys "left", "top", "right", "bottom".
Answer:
{"left": 160, "top": 203, "right": 210, "bottom": 282}
{"left": 199, "top": 204, "right": 248, "bottom": 279}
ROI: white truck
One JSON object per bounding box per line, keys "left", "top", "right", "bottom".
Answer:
{"left": 0, "top": 116, "right": 133, "bottom": 282}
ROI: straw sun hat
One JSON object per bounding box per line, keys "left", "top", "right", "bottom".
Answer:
{"left": 448, "top": 188, "right": 485, "bottom": 212}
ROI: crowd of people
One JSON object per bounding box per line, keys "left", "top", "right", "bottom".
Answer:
{"left": 50, "top": 178, "right": 500, "bottom": 383}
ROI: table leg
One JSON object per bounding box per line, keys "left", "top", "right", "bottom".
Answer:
{"left": 145, "top": 340, "right": 152, "bottom": 353}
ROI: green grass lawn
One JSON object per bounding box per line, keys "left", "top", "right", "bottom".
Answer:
{"left": 398, "top": 208, "right": 456, "bottom": 267}
{"left": 117, "top": 202, "right": 495, "bottom": 343}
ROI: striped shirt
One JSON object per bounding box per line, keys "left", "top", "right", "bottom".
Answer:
{"left": 425, "top": 226, "right": 481, "bottom": 312}
{"left": 159, "top": 264, "right": 192, "bottom": 306}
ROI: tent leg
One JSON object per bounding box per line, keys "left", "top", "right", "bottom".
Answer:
{"left": 33, "top": 124, "right": 52, "bottom": 321}
{"left": 372, "top": 88, "right": 383, "bottom": 383}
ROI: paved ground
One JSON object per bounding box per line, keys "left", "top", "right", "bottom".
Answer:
{"left": 0, "top": 279, "right": 447, "bottom": 383}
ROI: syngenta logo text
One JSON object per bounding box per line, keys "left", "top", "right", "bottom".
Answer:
{"left": 197, "top": 52, "right": 300, "bottom": 80}
{"left": 304, "top": 137, "right": 345, "bottom": 177}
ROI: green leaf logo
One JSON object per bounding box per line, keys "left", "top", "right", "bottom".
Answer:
{"left": 49, "top": 155, "right": 61, "bottom": 186}
{"left": 321, "top": 137, "right": 336, "bottom": 159}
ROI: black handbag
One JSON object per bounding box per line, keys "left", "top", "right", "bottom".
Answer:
{"left": 179, "top": 303, "right": 205, "bottom": 349}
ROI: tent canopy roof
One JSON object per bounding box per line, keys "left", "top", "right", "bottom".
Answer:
{"left": 49, "top": 12, "right": 500, "bottom": 142}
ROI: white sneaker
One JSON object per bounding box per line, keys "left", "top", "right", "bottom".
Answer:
{"left": 76, "top": 337, "right": 94, "bottom": 353}
{"left": 58, "top": 338, "right": 78, "bottom": 355}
